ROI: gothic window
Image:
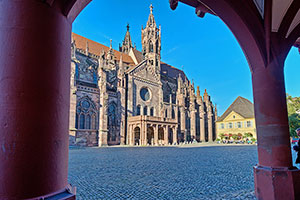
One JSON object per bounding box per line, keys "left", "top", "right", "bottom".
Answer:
{"left": 149, "top": 41, "right": 154, "bottom": 52}
{"left": 92, "top": 114, "right": 96, "bottom": 129}
{"left": 165, "top": 109, "right": 168, "bottom": 118}
{"left": 150, "top": 107, "right": 154, "bottom": 116}
{"left": 156, "top": 40, "right": 159, "bottom": 53}
{"left": 76, "top": 97, "right": 98, "bottom": 130}
{"left": 144, "top": 106, "right": 148, "bottom": 116}
{"left": 137, "top": 105, "right": 141, "bottom": 116}
{"left": 79, "top": 114, "right": 85, "bottom": 129}
{"left": 108, "top": 104, "right": 117, "bottom": 126}
{"left": 86, "top": 115, "right": 91, "bottom": 129}
{"left": 75, "top": 113, "right": 78, "bottom": 129}
{"left": 172, "top": 108, "right": 175, "bottom": 119}
{"left": 108, "top": 103, "right": 118, "bottom": 142}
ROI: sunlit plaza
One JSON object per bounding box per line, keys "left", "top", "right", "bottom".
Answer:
{"left": 69, "top": 146, "right": 258, "bottom": 199}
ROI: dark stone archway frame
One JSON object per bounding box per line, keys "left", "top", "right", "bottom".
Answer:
{"left": 1, "top": 0, "right": 300, "bottom": 199}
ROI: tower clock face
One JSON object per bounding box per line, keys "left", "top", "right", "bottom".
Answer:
{"left": 140, "top": 88, "right": 151, "bottom": 101}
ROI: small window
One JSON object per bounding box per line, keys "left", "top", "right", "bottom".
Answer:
{"left": 237, "top": 122, "right": 242, "bottom": 128}
{"left": 137, "top": 105, "right": 141, "bottom": 116}
{"left": 150, "top": 107, "right": 154, "bottom": 116}
{"left": 165, "top": 110, "right": 168, "bottom": 118}
{"left": 172, "top": 108, "right": 175, "bottom": 119}
{"left": 247, "top": 121, "right": 252, "bottom": 127}
{"left": 144, "top": 106, "right": 148, "bottom": 116}
{"left": 220, "top": 123, "right": 224, "bottom": 129}
{"left": 228, "top": 122, "right": 233, "bottom": 129}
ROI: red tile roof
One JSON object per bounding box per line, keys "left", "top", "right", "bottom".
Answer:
{"left": 72, "top": 33, "right": 135, "bottom": 66}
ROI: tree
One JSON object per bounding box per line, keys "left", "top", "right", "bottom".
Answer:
{"left": 287, "top": 94, "right": 300, "bottom": 137}
{"left": 219, "top": 133, "right": 225, "bottom": 140}
{"left": 244, "top": 132, "right": 253, "bottom": 138}
{"left": 232, "top": 134, "right": 239, "bottom": 141}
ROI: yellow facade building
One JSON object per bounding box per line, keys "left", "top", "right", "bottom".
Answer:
{"left": 216, "top": 96, "right": 256, "bottom": 139}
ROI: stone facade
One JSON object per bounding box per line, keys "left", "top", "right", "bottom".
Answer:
{"left": 69, "top": 5, "right": 217, "bottom": 146}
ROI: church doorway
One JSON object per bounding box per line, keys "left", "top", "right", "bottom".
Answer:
{"left": 134, "top": 127, "right": 140, "bottom": 145}
{"left": 168, "top": 128, "right": 173, "bottom": 144}
{"left": 147, "top": 127, "right": 154, "bottom": 145}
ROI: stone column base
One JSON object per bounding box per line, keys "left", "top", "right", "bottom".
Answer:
{"left": 27, "top": 184, "right": 76, "bottom": 200}
{"left": 254, "top": 165, "right": 300, "bottom": 200}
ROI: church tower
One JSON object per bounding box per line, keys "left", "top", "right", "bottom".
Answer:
{"left": 141, "top": 4, "right": 161, "bottom": 72}
{"left": 119, "top": 24, "right": 133, "bottom": 54}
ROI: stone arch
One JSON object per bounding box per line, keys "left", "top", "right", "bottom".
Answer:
{"left": 134, "top": 126, "right": 141, "bottom": 145}
{"left": 147, "top": 126, "right": 154, "bottom": 145}
{"left": 158, "top": 127, "right": 164, "bottom": 141}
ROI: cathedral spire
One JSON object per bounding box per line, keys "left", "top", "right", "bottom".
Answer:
{"left": 142, "top": 4, "right": 161, "bottom": 72}
{"left": 120, "top": 24, "right": 133, "bottom": 54}
{"left": 146, "top": 4, "right": 156, "bottom": 28}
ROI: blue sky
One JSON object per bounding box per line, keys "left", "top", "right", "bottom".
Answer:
{"left": 73, "top": 0, "right": 300, "bottom": 115}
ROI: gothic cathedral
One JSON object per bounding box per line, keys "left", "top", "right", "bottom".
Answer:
{"left": 69, "top": 5, "right": 217, "bottom": 146}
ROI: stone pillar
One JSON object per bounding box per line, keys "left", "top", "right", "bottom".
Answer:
{"left": 190, "top": 110, "right": 196, "bottom": 141}
{"left": 200, "top": 111, "right": 206, "bottom": 142}
{"left": 99, "top": 92, "right": 108, "bottom": 146}
{"left": 164, "top": 126, "right": 169, "bottom": 145}
{"left": 98, "top": 66, "right": 108, "bottom": 147}
{"left": 154, "top": 125, "right": 159, "bottom": 146}
{"left": 173, "top": 127, "right": 178, "bottom": 145}
{"left": 140, "top": 120, "right": 145, "bottom": 145}
{"left": 69, "top": 61, "right": 77, "bottom": 141}
{"left": 208, "top": 112, "right": 213, "bottom": 142}
{"left": 180, "top": 107, "right": 186, "bottom": 142}
{"left": 0, "top": 1, "right": 76, "bottom": 199}
{"left": 252, "top": 63, "right": 300, "bottom": 200}
{"left": 128, "top": 125, "right": 132, "bottom": 146}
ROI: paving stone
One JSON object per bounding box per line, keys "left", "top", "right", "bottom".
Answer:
{"left": 68, "top": 146, "right": 260, "bottom": 199}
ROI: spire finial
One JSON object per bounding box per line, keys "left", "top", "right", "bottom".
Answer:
{"left": 150, "top": 4, "right": 153, "bottom": 14}
{"left": 127, "top": 23, "right": 130, "bottom": 31}
{"left": 110, "top": 39, "right": 112, "bottom": 49}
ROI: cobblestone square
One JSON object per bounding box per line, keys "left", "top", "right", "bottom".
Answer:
{"left": 68, "top": 146, "right": 260, "bottom": 199}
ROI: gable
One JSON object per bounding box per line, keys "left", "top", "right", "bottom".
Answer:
{"left": 128, "top": 61, "right": 160, "bottom": 83}
{"left": 223, "top": 111, "right": 245, "bottom": 122}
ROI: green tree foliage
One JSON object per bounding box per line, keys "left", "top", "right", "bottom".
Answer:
{"left": 219, "top": 133, "right": 225, "bottom": 140}
{"left": 287, "top": 94, "right": 300, "bottom": 137}
{"left": 244, "top": 132, "right": 253, "bottom": 138}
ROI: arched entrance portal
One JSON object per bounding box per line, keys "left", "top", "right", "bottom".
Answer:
{"left": 147, "top": 127, "right": 154, "bottom": 145}
{"left": 134, "top": 127, "right": 140, "bottom": 145}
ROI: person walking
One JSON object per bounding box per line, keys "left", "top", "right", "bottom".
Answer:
{"left": 293, "top": 128, "right": 300, "bottom": 164}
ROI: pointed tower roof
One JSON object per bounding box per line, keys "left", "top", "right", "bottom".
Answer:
{"left": 121, "top": 24, "right": 133, "bottom": 53}
{"left": 146, "top": 4, "right": 156, "bottom": 28}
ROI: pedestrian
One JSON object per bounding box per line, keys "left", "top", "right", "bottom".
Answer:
{"left": 293, "top": 128, "right": 300, "bottom": 164}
